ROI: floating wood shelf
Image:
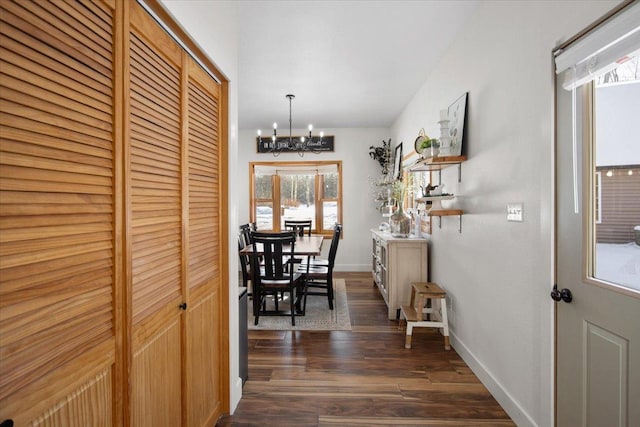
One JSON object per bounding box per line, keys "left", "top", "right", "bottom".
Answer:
{"left": 428, "top": 209, "right": 463, "bottom": 233}
{"left": 428, "top": 209, "right": 463, "bottom": 217}
{"left": 415, "top": 195, "right": 455, "bottom": 202}
{"left": 408, "top": 155, "right": 467, "bottom": 172}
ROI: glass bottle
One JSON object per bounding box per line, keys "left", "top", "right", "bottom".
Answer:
{"left": 390, "top": 200, "right": 411, "bottom": 237}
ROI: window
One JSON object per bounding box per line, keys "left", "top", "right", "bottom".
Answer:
{"left": 589, "top": 51, "right": 640, "bottom": 291}
{"left": 250, "top": 161, "right": 342, "bottom": 235}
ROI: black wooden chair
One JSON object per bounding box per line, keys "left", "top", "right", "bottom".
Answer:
{"left": 283, "top": 219, "right": 312, "bottom": 237}
{"left": 239, "top": 223, "right": 255, "bottom": 247}
{"left": 297, "top": 224, "right": 342, "bottom": 310}
{"left": 283, "top": 219, "right": 313, "bottom": 264}
{"left": 299, "top": 223, "right": 341, "bottom": 268}
{"left": 238, "top": 233, "right": 251, "bottom": 290}
{"left": 250, "top": 231, "right": 305, "bottom": 325}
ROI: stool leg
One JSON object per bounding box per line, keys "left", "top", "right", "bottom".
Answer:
{"left": 405, "top": 323, "right": 414, "bottom": 349}
{"left": 416, "top": 294, "right": 427, "bottom": 321}
{"left": 440, "top": 297, "right": 451, "bottom": 350}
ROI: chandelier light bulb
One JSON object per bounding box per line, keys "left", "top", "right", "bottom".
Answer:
{"left": 257, "top": 129, "right": 261, "bottom": 136}
{"left": 320, "top": 131, "right": 324, "bottom": 138}
{"left": 301, "top": 136, "right": 305, "bottom": 143}
{"left": 308, "top": 124, "right": 313, "bottom": 131}
{"left": 273, "top": 122, "right": 278, "bottom": 130}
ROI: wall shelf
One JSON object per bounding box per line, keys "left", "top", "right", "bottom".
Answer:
{"left": 408, "top": 155, "right": 466, "bottom": 171}
{"left": 429, "top": 209, "right": 463, "bottom": 232}
{"left": 409, "top": 156, "right": 466, "bottom": 233}
{"left": 408, "top": 155, "right": 466, "bottom": 183}
{"left": 415, "top": 195, "right": 455, "bottom": 203}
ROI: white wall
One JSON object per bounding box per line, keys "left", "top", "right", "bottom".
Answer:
{"left": 159, "top": 0, "right": 242, "bottom": 411}
{"left": 237, "top": 128, "right": 389, "bottom": 271}
{"left": 390, "top": 2, "right": 619, "bottom": 426}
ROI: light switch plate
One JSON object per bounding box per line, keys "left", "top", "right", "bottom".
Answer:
{"left": 507, "top": 203, "right": 524, "bottom": 222}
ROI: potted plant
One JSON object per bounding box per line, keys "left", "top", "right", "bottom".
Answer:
{"left": 420, "top": 137, "right": 440, "bottom": 158}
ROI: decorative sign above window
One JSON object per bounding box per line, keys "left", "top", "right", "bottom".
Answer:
{"left": 256, "top": 135, "right": 335, "bottom": 154}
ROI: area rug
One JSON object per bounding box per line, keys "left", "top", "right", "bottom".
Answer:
{"left": 248, "top": 278, "right": 352, "bottom": 331}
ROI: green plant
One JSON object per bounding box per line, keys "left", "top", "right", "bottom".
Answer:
{"left": 369, "top": 139, "right": 392, "bottom": 175}
{"left": 420, "top": 137, "right": 439, "bottom": 150}
{"left": 392, "top": 174, "right": 416, "bottom": 202}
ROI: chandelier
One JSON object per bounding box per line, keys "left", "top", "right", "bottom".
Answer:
{"left": 257, "top": 94, "right": 324, "bottom": 157}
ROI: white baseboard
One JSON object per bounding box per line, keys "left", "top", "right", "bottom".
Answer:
{"left": 229, "top": 376, "right": 243, "bottom": 414}
{"left": 450, "top": 331, "right": 538, "bottom": 427}
{"left": 334, "top": 263, "right": 370, "bottom": 272}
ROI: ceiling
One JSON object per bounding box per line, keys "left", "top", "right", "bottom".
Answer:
{"left": 237, "top": 1, "right": 479, "bottom": 131}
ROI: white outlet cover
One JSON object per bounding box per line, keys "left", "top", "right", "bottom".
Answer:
{"left": 507, "top": 203, "right": 524, "bottom": 222}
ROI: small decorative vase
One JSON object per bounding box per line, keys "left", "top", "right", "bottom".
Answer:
{"left": 390, "top": 200, "right": 411, "bottom": 238}
{"left": 430, "top": 143, "right": 440, "bottom": 158}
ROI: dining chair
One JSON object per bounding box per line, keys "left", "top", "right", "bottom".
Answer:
{"left": 299, "top": 223, "right": 341, "bottom": 268}
{"left": 283, "top": 219, "right": 312, "bottom": 237}
{"left": 249, "top": 231, "right": 305, "bottom": 325}
{"left": 283, "top": 219, "right": 313, "bottom": 264}
{"left": 239, "top": 223, "right": 253, "bottom": 247}
{"left": 238, "top": 223, "right": 260, "bottom": 297}
{"left": 296, "top": 223, "right": 342, "bottom": 310}
{"left": 238, "top": 233, "right": 252, "bottom": 291}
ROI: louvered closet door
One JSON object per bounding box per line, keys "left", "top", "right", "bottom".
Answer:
{"left": 128, "top": 3, "right": 183, "bottom": 426}
{"left": 0, "top": 0, "right": 116, "bottom": 425}
{"left": 185, "top": 57, "right": 223, "bottom": 426}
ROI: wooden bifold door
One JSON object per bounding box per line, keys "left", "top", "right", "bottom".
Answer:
{"left": 0, "top": 1, "right": 229, "bottom": 425}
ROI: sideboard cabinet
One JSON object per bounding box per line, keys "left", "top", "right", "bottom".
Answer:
{"left": 371, "top": 230, "right": 428, "bottom": 319}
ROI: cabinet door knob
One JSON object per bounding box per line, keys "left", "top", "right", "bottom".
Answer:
{"left": 179, "top": 302, "right": 187, "bottom": 310}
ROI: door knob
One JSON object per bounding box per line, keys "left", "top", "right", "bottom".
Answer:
{"left": 551, "top": 284, "right": 572, "bottom": 303}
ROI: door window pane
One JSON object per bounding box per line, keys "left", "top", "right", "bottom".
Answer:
{"left": 592, "top": 54, "right": 640, "bottom": 291}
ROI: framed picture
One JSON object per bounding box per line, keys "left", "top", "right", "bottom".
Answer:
{"left": 448, "top": 92, "right": 468, "bottom": 156}
{"left": 393, "top": 142, "right": 403, "bottom": 180}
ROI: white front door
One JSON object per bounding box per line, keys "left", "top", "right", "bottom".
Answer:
{"left": 555, "top": 54, "right": 640, "bottom": 426}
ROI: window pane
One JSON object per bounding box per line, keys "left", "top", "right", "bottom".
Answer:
{"left": 255, "top": 175, "right": 272, "bottom": 199}
{"left": 255, "top": 203, "right": 273, "bottom": 231}
{"left": 592, "top": 54, "right": 640, "bottom": 291}
{"left": 323, "top": 172, "right": 338, "bottom": 199}
{"left": 323, "top": 201, "right": 337, "bottom": 230}
{"left": 280, "top": 174, "right": 316, "bottom": 229}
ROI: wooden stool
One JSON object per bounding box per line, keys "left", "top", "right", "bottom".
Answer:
{"left": 399, "top": 282, "right": 450, "bottom": 350}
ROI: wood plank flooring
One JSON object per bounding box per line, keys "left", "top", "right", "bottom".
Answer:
{"left": 217, "top": 272, "right": 515, "bottom": 427}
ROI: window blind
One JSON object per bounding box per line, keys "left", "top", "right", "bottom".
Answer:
{"left": 254, "top": 163, "right": 338, "bottom": 176}
{"left": 555, "top": 1, "right": 640, "bottom": 90}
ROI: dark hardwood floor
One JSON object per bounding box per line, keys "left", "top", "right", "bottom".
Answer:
{"left": 218, "top": 272, "right": 515, "bottom": 426}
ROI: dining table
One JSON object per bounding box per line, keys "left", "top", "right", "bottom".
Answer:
{"left": 238, "top": 234, "right": 324, "bottom": 257}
